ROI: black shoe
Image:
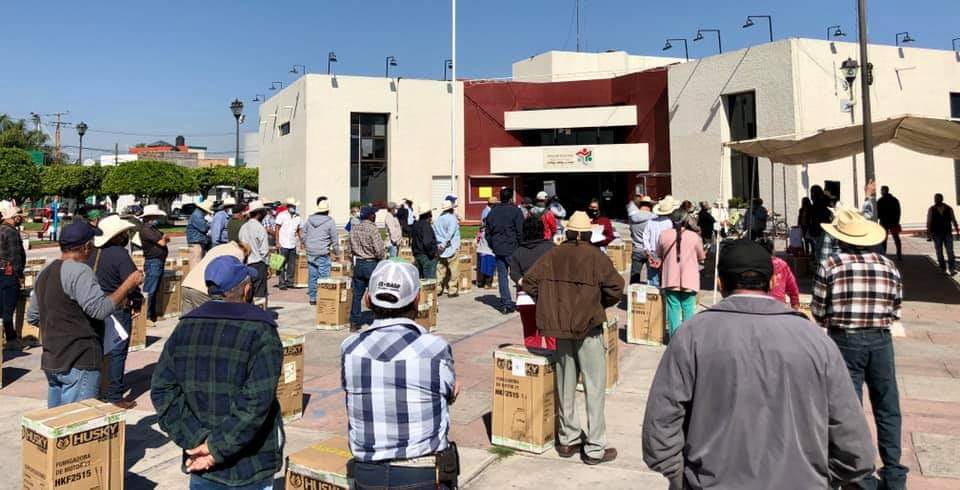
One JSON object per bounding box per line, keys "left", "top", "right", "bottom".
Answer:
{"left": 500, "top": 306, "right": 516, "bottom": 315}
{"left": 555, "top": 444, "right": 582, "bottom": 458}
{"left": 309, "top": 300, "right": 316, "bottom": 306}
{"left": 582, "top": 448, "right": 618, "bottom": 466}
{"left": 278, "top": 285, "right": 288, "bottom": 290}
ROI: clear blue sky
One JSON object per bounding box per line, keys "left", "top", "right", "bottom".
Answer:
{"left": 2, "top": 0, "right": 957, "bottom": 160}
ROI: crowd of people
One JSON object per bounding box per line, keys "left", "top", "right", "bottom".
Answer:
{"left": 0, "top": 179, "right": 957, "bottom": 489}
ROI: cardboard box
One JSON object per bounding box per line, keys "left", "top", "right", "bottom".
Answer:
{"left": 460, "top": 239, "right": 477, "bottom": 259}
{"left": 415, "top": 303, "right": 438, "bottom": 332}
{"left": 21, "top": 400, "right": 126, "bottom": 489}
{"left": 491, "top": 345, "right": 556, "bottom": 454}
{"left": 316, "top": 278, "right": 352, "bottom": 330}
{"left": 606, "top": 242, "right": 628, "bottom": 273}
{"left": 178, "top": 257, "right": 191, "bottom": 276}
{"left": 331, "top": 261, "right": 352, "bottom": 279}
{"left": 285, "top": 436, "right": 352, "bottom": 490}
{"left": 277, "top": 332, "right": 305, "bottom": 422}
{"left": 26, "top": 257, "right": 47, "bottom": 268}
{"left": 577, "top": 318, "right": 619, "bottom": 393}
{"left": 157, "top": 270, "right": 183, "bottom": 319}
{"left": 419, "top": 279, "right": 438, "bottom": 310}
{"left": 23, "top": 266, "right": 41, "bottom": 288}
{"left": 398, "top": 247, "right": 414, "bottom": 264}
{"left": 294, "top": 253, "right": 309, "bottom": 288}
{"left": 128, "top": 301, "right": 148, "bottom": 352}
{"left": 626, "top": 284, "right": 666, "bottom": 346}
{"left": 458, "top": 256, "right": 474, "bottom": 293}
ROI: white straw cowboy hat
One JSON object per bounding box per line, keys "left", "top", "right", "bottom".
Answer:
{"left": 0, "top": 205, "right": 25, "bottom": 220}
{"left": 196, "top": 200, "right": 214, "bottom": 214}
{"left": 245, "top": 200, "right": 268, "bottom": 215}
{"left": 315, "top": 199, "right": 330, "bottom": 213}
{"left": 285, "top": 197, "right": 300, "bottom": 207}
{"left": 140, "top": 204, "right": 167, "bottom": 218}
{"left": 653, "top": 195, "right": 681, "bottom": 216}
{"left": 566, "top": 211, "right": 593, "bottom": 233}
{"left": 216, "top": 197, "right": 237, "bottom": 211}
{"left": 821, "top": 207, "right": 887, "bottom": 247}
{"left": 94, "top": 215, "right": 136, "bottom": 248}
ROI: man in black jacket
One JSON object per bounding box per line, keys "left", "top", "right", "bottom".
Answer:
{"left": 927, "top": 193, "right": 959, "bottom": 275}
{"left": 484, "top": 188, "right": 524, "bottom": 313}
{"left": 411, "top": 208, "right": 438, "bottom": 279}
{"left": 510, "top": 216, "right": 555, "bottom": 349}
{"left": 877, "top": 186, "right": 902, "bottom": 260}
{"left": 0, "top": 205, "right": 26, "bottom": 351}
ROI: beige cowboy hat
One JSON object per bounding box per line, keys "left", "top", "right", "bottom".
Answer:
{"left": 217, "top": 197, "right": 237, "bottom": 210}
{"left": 315, "top": 199, "right": 330, "bottom": 213}
{"left": 196, "top": 200, "right": 214, "bottom": 214}
{"left": 285, "top": 197, "right": 300, "bottom": 207}
{"left": 821, "top": 207, "right": 886, "bottom": 247}
{"left": 94, "top": 215, "right": 136, "bottom": 247}
{"left": 653, "top": 195, "right": 680, "bottom": 216}
{"left": 245, "top": 200, "right": 268, "bottom": 215}
{"left": 140, "top": 204, "right": 167, "bottom": 218}
{"left": 566, "top": 211, "right": 593, "bottom": 233}
{"left": 0, "top": 205, "right": 25, "bottom": 220}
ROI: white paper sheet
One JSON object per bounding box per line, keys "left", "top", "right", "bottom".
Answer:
{"left": 102, "top": 315, "right": 128, "bottom": 353}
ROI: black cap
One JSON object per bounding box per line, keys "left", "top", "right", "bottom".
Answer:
{"left": 59, "top": 222, "right": 102, "bottom": 249}
{"left": 718, "top": 239, "right": 773, "bottom": 281}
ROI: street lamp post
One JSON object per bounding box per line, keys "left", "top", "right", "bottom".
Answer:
{"left": 857, "top": 0, "right": 876, "bottom": 184}
{"left": 290, "top": 64, "right": 306, "bottom": 75}
{"left": 841, "top": 57, "right": 863, "bottom": 203}
{"left": 827, "top": 25, "right": 847, "bottom": 40}
{"left": 693, "top": 29, "right": 722, "bottom": 54}
{"left": 270, "top": 81, "right": 284, "bottom": 91}
{"left": 953, "top": 38, "right": 960, "bottom": 51}
{"left": 230, "top": 99, "right": 244, "bottom": 197}
{"left": 743, "top": 15, "right": 773, "bottom": 43}
{"left": 663, "top": 38, "right": 689, "bottom": 61}
{"left": 328, "top": 52, "right": 338, "bottom": 75}
{"left": 443, "top": 59, "right": 453, "bottom": 80}
{"left": 385, "top": 56, "right": 397, "bottom": 77}
{"left": 76, "top": 122, "right": 87, "bottom": 164}
{"left": 895, "top": 32, "right": 915, "bottom": 47}
{"left": 252, "top": 94, "right": 266, "bottom": 102}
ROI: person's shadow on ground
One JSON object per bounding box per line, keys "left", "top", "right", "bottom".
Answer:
{"left": 124, "top": 414, "right": 170, "bottom": 489}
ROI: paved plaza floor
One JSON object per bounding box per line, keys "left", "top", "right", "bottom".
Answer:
{"left": 1, "top": 236, "right": 958, "bottom": 488}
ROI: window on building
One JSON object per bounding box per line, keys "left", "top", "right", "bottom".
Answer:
{"left": 952, "top": 93, "right": 960, "bottom": 203}
{"left": 725, "top": 91, "right": 759, "bottom": 202}
{"left": 518, "top": 127, "right": 628, "bottom": 146}
{"left": 350, "top": 113, "right": 389, "bottom": 205}
{"left": 279, "top": 122, "right": 291, "bottom": 136}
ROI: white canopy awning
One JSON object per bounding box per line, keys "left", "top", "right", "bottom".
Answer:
{"left": 724, "top": 115, "right": 960, "bottom": 165}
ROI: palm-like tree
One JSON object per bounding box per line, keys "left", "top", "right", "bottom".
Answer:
{"left": 0, "top": 114, "right": 49, "bottom": 149}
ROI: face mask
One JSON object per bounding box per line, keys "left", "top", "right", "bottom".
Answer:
{"left": 587, "top": 209, "right": 600, "bottom": 218}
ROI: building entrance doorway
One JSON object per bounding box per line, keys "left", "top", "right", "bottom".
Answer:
{"left": 521, "top": 172, "right": 628, "bottom": 219}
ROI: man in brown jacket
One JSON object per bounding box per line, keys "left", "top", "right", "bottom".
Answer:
{"left": 523, "top": 211, "right": 624, "bottom": 465}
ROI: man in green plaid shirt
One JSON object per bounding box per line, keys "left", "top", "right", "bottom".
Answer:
{"left": 151, "top": 256, "right": 284, "bottom": 489}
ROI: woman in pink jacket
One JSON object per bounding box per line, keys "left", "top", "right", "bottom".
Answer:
{"left": 761, "top": 239, "right": 800, "bottom": 308}
{"left": 657, "top": 208, "right": 706, "bottom": 340}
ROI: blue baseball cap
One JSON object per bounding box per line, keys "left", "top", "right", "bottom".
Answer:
{"left": 59, "top": 222, "right": 102, "bottom": 249}
{"left": 205, "top": 256, "right": 258, "bottom": 295}
{"left": 359, "top": 206, "right": 377, "bottom": 220}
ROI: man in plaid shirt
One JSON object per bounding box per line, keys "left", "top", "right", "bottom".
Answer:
{"left": 810, "top": 208, "right": 907, "bottom": 490}
{"left": 341, "top": 260, "right": 460, "bottom": 488}
{"left": 152, "top": 256, "right": 284, "bottom": 489}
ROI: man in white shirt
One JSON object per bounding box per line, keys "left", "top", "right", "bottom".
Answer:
{"left": 275, "top": 198, "right": 303, "bottom": 290}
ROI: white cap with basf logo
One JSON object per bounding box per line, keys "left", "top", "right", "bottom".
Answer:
{"left": 368, "top": 260, "right": 421, "bottom": 308}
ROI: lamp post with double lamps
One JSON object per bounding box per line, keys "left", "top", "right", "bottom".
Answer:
{"left": 230, "top": 99, "right": 244, "bottom": 196}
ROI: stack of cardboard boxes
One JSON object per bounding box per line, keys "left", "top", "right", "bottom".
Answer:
{"left": 626, "top": 284, "right": 666, "bottom": 345}
{"left": 128, "top": 301, "right": 148, "bottom": 352}
{"left": 21, "top": 400, "right": 126, "bottom": 489}
{"left": 605, "top": 241, "right": 631, "bottom": 274}
{"left": 398, "top": 247, "right": 414, "bottom": 264}
{"left": 277, "top": 332, "right": 306, "bottom": 422}
{"left": 331, "top": 260, "right": 353, "bottom": 279}
{"left": 491, "top": 345, "right": 556, "bottom": 454}
{"left": 416, "top": 279, "right": 438, "bottom": 331}
{"left": 294, "top": 252, "right": 309, "bottom": 288}
{"left": 316, "top": 278, "right": 352, "bottom": 330}
{"left": 157, "top": 270, "right": 183, "bottom": 319}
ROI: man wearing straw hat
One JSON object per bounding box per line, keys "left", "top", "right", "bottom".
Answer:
{"left": 87, "top": 215, "right": 144, "bottom": 409}
{"left": 523, "top": 211, "right": 624, "bottom": 465}
{"left": 810, "top": 208, "right": 908, "bottom": 489}
{"left": 645, "top": 196, "right": 680, "bottom": 287}
{"left": 209, "top": 197, "right": 236, "bottom": 248}
{"left": 139, "top": 205, "right": 169, "bottom": 323}
{"left": 303, "top": 198, "right": 341, "bottom": 305}
{"left": 0, "top": 205, "right": 26, "bottom": 351}
{"left": 186, "top": 200, "right": 214, "bottom": 265}
{"left": 239, "top": 200, "right": 271, "bottom": 302}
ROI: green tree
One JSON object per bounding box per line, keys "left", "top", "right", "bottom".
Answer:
{"left": 0, "top": 115, "right": 48, "bottom": 150}
{"left": 101, "top": 160, "right": 197, "bottom": 204}
{"left": 41, "top": 164, "right": 106, "bottom": 201}
{"left": 0, "top": 147, "right": 42, "bottom": 202}
{"left": 193, "top": 166, "right": 259, "bottom": 197}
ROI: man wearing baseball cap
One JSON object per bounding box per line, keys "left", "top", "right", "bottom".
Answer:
{"left": 27, "top": 222, "right": 144, "bottom": 407}
{"left": 341, "top": 260, "right": 460, "bottom": 488}
{"left": 152, "top": 256, "right": 284, "bottom": 488}
{"left": 643, "top": 239, "right": 874, "bottom": 488}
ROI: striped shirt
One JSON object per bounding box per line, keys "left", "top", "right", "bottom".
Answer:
{"left": 341, "top": 318, "right": 455, "bottom": 462}
{"left": 810, "top": 249, "right": 902, "bottom": 329}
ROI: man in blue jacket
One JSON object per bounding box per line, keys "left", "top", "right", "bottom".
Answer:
{"left": 433, "top": 200, "right": 461, "bottom": 297}
{"left": 483, "top": 187, "right": 524, "bottom": 313}
{"left": 186, "top": 200, "right": 214, "bottom": 266}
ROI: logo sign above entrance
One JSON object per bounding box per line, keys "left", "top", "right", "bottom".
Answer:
{"left": 491, "top": 143, "right": 649, "bottom": 174}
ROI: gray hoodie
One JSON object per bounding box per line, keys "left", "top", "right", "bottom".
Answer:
{"left": 303, "top": 214, "right": 341, "bottom": 256}
{"left": 627, "top": 202, "right": 655, "bottom": 253}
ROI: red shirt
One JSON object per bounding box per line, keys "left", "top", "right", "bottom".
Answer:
{"left": 769, "top": 256, "right": 800, "bottom": 307}
{"left": 541, "top": 212, "right": 557, "bottom": 240}
{"left": 592, "top": 216, "right": 614, "bottom": 247}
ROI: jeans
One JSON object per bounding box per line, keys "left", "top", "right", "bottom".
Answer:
{"left": 414, "top": 254, "right": 437, "bottom": 280}
{"left": 883, "top": 226, "right": 902, "bottom": 258}
{"left": 280, "top": 247, "right": 298, "bottom": 287}
{"left": 351, "top": 461, "right": 444, "bottom": 490}
{"left": 46, "top": 368, "right": 100, "bottom": 408}
{"left": 646, "top": 266, "right": 661, "bottom": 288}
{"left": 189, "top": 475, "right": 273, "bottom": 490}
{"left": 351, "top": 259, "right": 379, "bottom": 326}
{"left": 663, "top": 289, "right": 697, "bottom": 340}
{"left": 0, "top": 274, "right": 20, "bottom": 342}
{"left": 250, "top": 262, "right": 268, "bottom": 299}
{"left": 105, "top": 309, "right": 132, "bottom": 402}
{"left": 931, "top": 233, "right": 956, "bottom": 272}
{"left": 307, "top": 254, "right": 332, "bottom": 302}
{"left": 629, "top": 251, "right": 648, "bottom": 285}
{"left": 829, "top": 329, "right": 908, "bottom": 489}
{"left": 387, "top": 244, "right": 398, "bottom": 258}
{"left": 143, "top": 258, "right": 164, "bottom": 321}
{"left": 555, "top": 328, "right": 607, "bottom": 459}
{"left": 495, "top": 255, "right": 514, "bottom": 309}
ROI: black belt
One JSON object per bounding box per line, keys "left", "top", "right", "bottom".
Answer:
{"left": 828, "top": 327, "right": 890, "bottom": 335}
{"left": 356, "top": 258, "right": 379, "bottom": 262}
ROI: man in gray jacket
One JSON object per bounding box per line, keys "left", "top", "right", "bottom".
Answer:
{"left": 303, "top": 199, "right": 341, "bottom": 305}
{"left": 642, "top": 239, "right": 875, "bottom": 489}
{"left": 626, "top": 194, "right": 655, "bottom": 284}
